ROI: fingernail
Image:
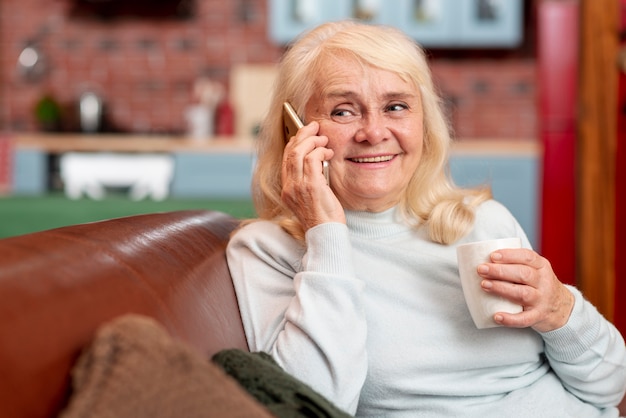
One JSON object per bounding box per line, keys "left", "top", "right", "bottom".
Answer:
{"left": 494, "top": 314, "right": 504, "bottom": 323}
{"left": 478, "top": 265, "right": 489, "bottom": 274}
{"left": 491, "top": 252, "right": 503, "bottom": 261}
{"left": 481, "top": 279, "right": 493, "bottom": 289}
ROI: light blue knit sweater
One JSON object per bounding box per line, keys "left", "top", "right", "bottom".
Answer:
{"left": 226, "top": 199, "right": 626, "bottom": 417}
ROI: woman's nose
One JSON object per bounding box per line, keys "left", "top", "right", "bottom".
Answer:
{"left": 354, "top": 113, "right": 388, "bottom": 144}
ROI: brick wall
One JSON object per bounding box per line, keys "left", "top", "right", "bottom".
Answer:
{"left": 0, "top": 0, "right": 537, "bottom": 139}
{"left": 432, "top": 59, "right": 536, "bottom": 139}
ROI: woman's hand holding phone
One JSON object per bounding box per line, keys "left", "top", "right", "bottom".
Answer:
{"left": 281, "top": 110, "right": 345, "bottom": 229}
{"left": 283, "top": 103, "right": 330, "bottom": 185}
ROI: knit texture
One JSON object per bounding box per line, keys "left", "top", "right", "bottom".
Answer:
{"left": 212, "top": 349, "right": 351, "bottom": 418}
{"left": 59, "top": 314, "right": 274, "bottom": 418}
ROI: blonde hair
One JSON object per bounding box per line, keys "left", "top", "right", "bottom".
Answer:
{"left": 250, "top": 20, "right": 490, "bottom": 244}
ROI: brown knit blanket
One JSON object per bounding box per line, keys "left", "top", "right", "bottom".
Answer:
{"left": 59, "top": 314, "right": 273, "bottom": 418}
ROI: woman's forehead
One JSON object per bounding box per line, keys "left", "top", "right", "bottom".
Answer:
{"left": 318, "top": 50, "right": 417, "bottom": 82}
{"left": 313, "top": 57, "right": 418, "bottom": 97}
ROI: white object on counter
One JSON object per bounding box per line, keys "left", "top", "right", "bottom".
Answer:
{"left": 185, "top": 104, "right": 214, "bottom": 140}
{"left": 60, "top": 152, "right": 174, "bottom": 201}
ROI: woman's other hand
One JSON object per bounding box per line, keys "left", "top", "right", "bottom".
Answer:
{"left": 477, "top": 248, "right": 575, "bottom": 332}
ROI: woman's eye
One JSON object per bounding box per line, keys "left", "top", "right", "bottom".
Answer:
{"left": 330, "top": 108, "right": 359, "bottom": 123}
{"left": 331, "top": 109, "right": 352, "bottom": 118}
{"left": 387, "top": 103, "right": 408, "bottom": 112}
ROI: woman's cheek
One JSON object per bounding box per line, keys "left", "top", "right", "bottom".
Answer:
{"left": 323, "top": 125, "right": 353, "bottom": 150}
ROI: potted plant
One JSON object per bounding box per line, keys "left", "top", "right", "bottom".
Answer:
{"left": 34, "top": 94, "right": 62, "bottom": 132}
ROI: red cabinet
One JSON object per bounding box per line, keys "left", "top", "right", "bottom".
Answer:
{"left": 537, "top": 0, "right": 578, "bottom": 285}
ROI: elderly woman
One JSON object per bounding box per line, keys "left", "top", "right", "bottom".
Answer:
{"left": 226, "top": 20, "right": 626, "bottom": 417}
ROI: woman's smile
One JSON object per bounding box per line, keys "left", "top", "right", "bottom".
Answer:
{"left": 347, "top": 154, "right": 398, "bottom": 164}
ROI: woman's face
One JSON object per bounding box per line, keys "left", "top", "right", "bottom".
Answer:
{"left": 305, "top": 55, "right": 424, "bottom": 212}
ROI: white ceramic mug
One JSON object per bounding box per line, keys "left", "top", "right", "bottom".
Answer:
{"left": 456, "top": 237, "right": 523, "bottom": 329}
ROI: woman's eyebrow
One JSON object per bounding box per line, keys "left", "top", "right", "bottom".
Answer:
{"left": 323, "top": 90, "right": 357, "bottom": 100}
{"left": 381, "top": 92, "right": 419, "bottom": 101}
{"left": 323, "top": 90, "right": 418, "bottom": 102}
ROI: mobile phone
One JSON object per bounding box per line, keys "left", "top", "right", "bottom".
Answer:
{"left": 282, "top": 102, "right": 330, "bottom": 185}
{"left": 282, "top": 102, "right": 303, "bottom": 142}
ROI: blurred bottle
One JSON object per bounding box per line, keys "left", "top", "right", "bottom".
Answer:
{"left": 185, "top": 104, "right": 213, "bottom": 140}
{"left": 215, "top": 99, "right": 234, "bottom": 136}
{"left": 79, "top": 92, "right": 103, "bottom": 133}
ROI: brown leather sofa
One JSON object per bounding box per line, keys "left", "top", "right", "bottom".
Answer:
{"left": 0, "top": 210, "right": 250, "bottom": 418}
{"left": 2, "top": 210, "right": 624, "bottom": 417}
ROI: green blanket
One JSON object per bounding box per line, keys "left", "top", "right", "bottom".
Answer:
{"left": 212, "top": 349, "right": 352, "bottom": 418}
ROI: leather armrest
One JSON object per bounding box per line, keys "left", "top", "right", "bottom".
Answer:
{"left": 0, "top": 210, "right": 247, "bottom": 417}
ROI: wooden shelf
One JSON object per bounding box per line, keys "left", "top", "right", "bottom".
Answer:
{"left": 13, "top": 133, "right": 540, "bottom": 156}
{"left": 14, "top": 133, "right": 256, "bottom": 154}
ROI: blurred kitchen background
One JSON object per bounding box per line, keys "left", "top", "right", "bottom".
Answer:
{"left": 0, "top": 0, "right": 624, "bottom": 332}
{"left": 0, "top": 0, "right": 538, "bottom": 137}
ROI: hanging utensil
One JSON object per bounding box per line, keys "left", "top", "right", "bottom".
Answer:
{"left": 17, "top": 41, "right": 46, "bottom": 81}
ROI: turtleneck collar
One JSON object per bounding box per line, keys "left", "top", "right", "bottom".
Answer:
{"left": 345, "top": 206, "right": 415, "bottom": 239}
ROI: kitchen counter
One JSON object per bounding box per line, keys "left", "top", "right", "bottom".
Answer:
{"left": 10, "top": 133, "right": 541, "bottom": 247}
{"left": 13, "top": 133, "right": 540, "bottom": 156}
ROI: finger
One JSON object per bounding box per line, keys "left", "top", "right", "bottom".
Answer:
{"left": 303, "top": 147, "right": 333, "bottom": 182}
{"left": 490, "top": 248, "right": 547, "bottom": 270}
{"left": 477, "top": 262, "right": 535, "bottom": 287}
{"left": 284, "top": 141, "right": 330, "bottom": 184}
{"left": 285, "top": 121, "right": 320, "bottom": 147}
{"left": 282, "top": 123, "right": 324, "bottom": 179}
{"left": 493, "top": 310, "right": 538, "bottom": 328}
{"left": 283, "top": 137, "right": 328, "bottom": 176}
{"left": 481, "top": 277, "right": 536, "bottom": 306}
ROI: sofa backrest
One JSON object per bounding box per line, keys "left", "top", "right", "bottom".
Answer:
{"left": 0, "top": 210, "right": 247, "bottom": 418}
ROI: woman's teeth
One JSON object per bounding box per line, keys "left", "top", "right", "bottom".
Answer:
{"left": 351, "top": 155, "right": 394, "bottom": 163}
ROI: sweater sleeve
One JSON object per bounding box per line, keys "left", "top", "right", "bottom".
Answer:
{"left": 540, "top": 285, "right": 626, "bottom": 408}
{"left": 226, "top": 220, "right": 368, "bottom": 414}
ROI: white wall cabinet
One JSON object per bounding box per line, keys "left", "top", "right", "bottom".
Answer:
{"left": 269, "top": 0, "right": 523, "bottom": 48}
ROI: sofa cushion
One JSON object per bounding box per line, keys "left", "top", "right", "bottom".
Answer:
{"left": 58, "top": 314, "right": 273, "bottom": 418}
